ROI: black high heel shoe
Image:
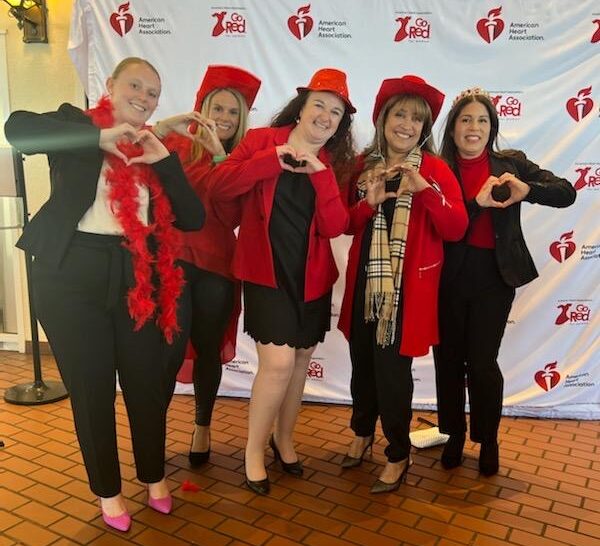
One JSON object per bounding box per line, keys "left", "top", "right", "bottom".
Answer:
{"left": 479, "top": 440, "right": 499, "bottom": 476}
{"left": 441, "top": 434, "right": 465, "bottom": 470}
{"left": 188, "top": 428, "right": 210, "bottom": 467}
{"left": 269, "top": 435, "right": 303, "bottom": 476}
{"left": 340, "top": 434, "right": 374, "bottom": 469}
{"left": 245, "top": 475, "right": 270, "bottom": 495}
{"left": 370, "top": 457, "right": 411, "bottom": 494}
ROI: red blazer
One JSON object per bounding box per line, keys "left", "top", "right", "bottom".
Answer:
{"left": 338, "top": 153, "right": 468, "bottom": 357}
{"left": 163, "top": 134, "right": 241, "bottom": 365}
{"left": 164, "top": 134, "right": 241, "bottom": 279}
{"left": 208, "top": 125, "right": 349, "bottom": 301}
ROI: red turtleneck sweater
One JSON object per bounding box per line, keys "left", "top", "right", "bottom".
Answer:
{"left": 457, "top": 151, "right": 495, "bottom": 249}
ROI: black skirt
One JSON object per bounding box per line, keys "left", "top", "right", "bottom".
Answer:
{"left": 243, "top": 171, "right": 331, "bottom": 349}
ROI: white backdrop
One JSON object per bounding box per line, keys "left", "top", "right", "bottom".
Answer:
{"left": 68, "top": 0, "right": 599, "bottom": 419}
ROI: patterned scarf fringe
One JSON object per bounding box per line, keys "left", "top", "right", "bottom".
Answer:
{"left": 86, "top": 95, "right": 184, "bottom": 343}
{"left": 359, "top": 147, "right": 422, "bottom": 347}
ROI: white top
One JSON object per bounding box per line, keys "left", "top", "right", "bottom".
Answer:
{"left": 77, "top": 160, "right": 149, "bottom": 234}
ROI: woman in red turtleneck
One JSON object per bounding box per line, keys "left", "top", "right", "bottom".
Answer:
{"left": 434, "top": 88, "right": 576, "bottom": 476}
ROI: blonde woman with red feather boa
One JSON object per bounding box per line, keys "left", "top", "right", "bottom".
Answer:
{"left": 4, "top": 57, "right": 204, "bottom": 532}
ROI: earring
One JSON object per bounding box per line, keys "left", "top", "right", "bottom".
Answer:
{"left": 295, "top": 116, "right": 300, "bottom": 124}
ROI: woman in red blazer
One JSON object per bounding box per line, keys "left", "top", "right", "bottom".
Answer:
{"left": 152, "top": 65, "right": 261, "bottom": 467}
{"left": 209, "top": 68, "right": 356, "bottom": 495}
{"left": 337, "top": 76, "right": 467, "bottom": 493}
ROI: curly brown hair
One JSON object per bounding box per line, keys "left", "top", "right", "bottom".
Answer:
{"left": 271, "top": 90, "right": 356, "bottom": 186}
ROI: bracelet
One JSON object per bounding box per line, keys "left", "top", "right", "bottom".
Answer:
{"left": 153, "top": 121, "right": 166, "bottom": 139}
{"left": 212, "top": 154, "right": 228, "bottom": 165}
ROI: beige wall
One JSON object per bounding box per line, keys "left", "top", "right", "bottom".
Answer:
{"left": 1, "top": 0, "right": 84, "bottom": 213}
{"left": 1, "top": 1, "right": 84, "bottom": 342}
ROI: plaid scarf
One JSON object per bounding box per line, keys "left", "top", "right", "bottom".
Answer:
{"left": 358, "top": 147, "right": 422, "bottom": 347}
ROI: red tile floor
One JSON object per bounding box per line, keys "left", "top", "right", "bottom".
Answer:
{"left": 1, "top": 351, "right": 599, "bottom": 546}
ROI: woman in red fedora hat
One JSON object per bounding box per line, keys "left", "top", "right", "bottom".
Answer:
{"left": 434, "top": 88, "right": 575, "bottom": 476}
{"left": 151, "top": 65, "right": 261, "bottom": 466}
{"left": 209, "top": 68, "right": 356, "bottom": 494}
{"left": 337, "top": 75, "right": 468, "bottom": 493}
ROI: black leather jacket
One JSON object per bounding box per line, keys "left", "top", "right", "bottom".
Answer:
{"left": 441, "top": 150, "right": 576, "bottom": 288}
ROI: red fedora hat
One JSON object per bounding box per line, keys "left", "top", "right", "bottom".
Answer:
{"left": 372, "top": 75, "right": 444, "bottom": 124}
{"left": 193, "top": 65, "right": 261, "bottom": 111}
{"left": 297, "top": 68, "right": 356, "bottom": 113}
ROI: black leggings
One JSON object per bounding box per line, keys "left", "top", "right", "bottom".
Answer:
{"left": 171, "top": 261, "right": 234, "bottom": 425}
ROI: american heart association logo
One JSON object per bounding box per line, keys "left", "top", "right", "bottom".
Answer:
{"left": 549, "top": 231, "right": 576, "bottom": 263}
{"left": 288, "top": 4, "right": 314, "bottom": 40}
{"left": 110, "top": 2, "right": 134, "bottom": 37}
{"left": 534, "top": 362, "right": 560, "bottom": 391}
{"left": 476, "top": 7, "right": 504, "bottom": 43}
{"left": 566, "top": 86, "right": 594, "bottom": 122}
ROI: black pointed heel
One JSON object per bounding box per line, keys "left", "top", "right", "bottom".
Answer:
{"left": 340, "top": 434, "right": 374, "bottom": 469}
{"left": 269, "top": 434, "right": 303, "bottom": 476}
{"left": 189, "top": 449, "right": 210, "bottom": 466}
{"left": 188, "top": 428, "right": 210, "bottom": 467}
{"left": 245, "top": 475, "right": 270, "bottom": 495}
{"left": 479, "top": 440, "right": 499, "bottom": 476}
{"left": 441, "top": 434, "right": 465, "bottom": 470}
{"left": 370, "top": 457, "right": 411, "bottom": 494}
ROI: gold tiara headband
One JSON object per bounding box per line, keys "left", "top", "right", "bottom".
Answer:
{"left": 452, "top": 87, "right": 491, "bottom": 108}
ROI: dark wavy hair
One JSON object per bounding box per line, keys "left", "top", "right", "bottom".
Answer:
{"left": 440, "top": 93, "right": 501, "bottom": 172}
{"left": 271, "top": 90, "right": 356, "bottom": 186}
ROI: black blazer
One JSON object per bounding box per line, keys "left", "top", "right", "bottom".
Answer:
{"left": 4, "top": 103, "right": 205, "bottom": 268}
{"left": 441, "top": 150, "right": 576, "bottom": 288}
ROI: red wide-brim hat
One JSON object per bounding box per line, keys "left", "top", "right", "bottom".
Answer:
{"left": 372, "top": 75, "right": 444, "bottom": 124}
{"left": 193, "top": 65, "right": 262, "bottom": 111}
{"left": 297, "top": 67, "right": 356, "bottom": 114}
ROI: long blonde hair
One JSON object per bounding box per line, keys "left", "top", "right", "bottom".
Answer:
{"left": 190, "top": 87, "right": 249, "bottom": 163}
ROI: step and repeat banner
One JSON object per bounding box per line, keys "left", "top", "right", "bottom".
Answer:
{"left": 68, "top": 0, "right": 599, "bottom": 418}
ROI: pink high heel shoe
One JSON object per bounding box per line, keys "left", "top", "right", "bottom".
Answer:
{"left": 148, "top": 493, "right": 172, "bottom": 514}
{"left": 100, "top": 501, "right": 131, "bottom": 532}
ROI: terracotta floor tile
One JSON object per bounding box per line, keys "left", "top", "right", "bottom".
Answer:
{"left": 13, "top": 500, "right": 65, "bottom": 527}
{"left": 0, "top": 489, "right": 29, "bottom": 511}
{"left": 0, "top": 509, "right": 21, "bottom": 532}
{"left": 4, "top": 520, "right": 61, "bottom": 546}
{"left": 175, "top": 522, "right": 232, "bottom": 546}
{"left": 0, "top": 351, "right": 598, "bottom": 546}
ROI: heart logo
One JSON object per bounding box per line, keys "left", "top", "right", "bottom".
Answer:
{"left": 566, "top": 86, "right": 594, "bottom": 122}
{"left": 476, "top": 7, "right": 504, "bottom": 43}
{"left": 534, "top": 363, "right": 560, "bottom": 391}
{"left": 109, "top": 2, "right": 134, "bottom": 37}
{"left": 549, "top": 231, "right": 576, "bottom": 263}
{"left": 287, "top": 4, "right": 314, "bottom": 40}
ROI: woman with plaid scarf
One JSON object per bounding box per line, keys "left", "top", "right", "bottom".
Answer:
{"left": 338, "top": 76, "right": 467, "bottom": 493}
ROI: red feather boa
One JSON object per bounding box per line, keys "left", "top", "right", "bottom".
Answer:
{"left": 85, "top": 96, "right": 183, "bottom": 343}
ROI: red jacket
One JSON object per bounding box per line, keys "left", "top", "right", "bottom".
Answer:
{"left": 164, "top": 134, "right": 240, "bottom": 279}
{"left": 338, "top": 153, "right": 468, "bottom": 357}
{"left": 208, "top": 125, "right": 349, "bottom": 301}
{"left": 164, "top": 134, "right": 241, "bottom": 364}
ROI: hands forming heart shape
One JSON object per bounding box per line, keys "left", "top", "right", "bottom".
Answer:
{"left": 99, "top": 123, "right": 169, "bottom": 165}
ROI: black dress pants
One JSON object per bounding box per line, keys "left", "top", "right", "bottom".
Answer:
{"left": 433, "top": 246, "right": 515, "bottom": 443}
{"left": 169, "top": 261, "right": 234, "bottom": 425}
{"left": 349, "top": 269, "right": 413, "bottom": 462}
{"left": 32, "top": 232, "right": 171, "bottom": 497}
